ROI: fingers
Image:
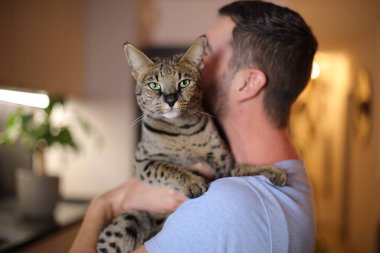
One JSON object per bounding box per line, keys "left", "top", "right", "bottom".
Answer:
{"left": 97, "top": 181, "right": 133, "bottom": 217}
{"left": 100, "top": 178, "right": 188, "bottom": 216}
{"left": 121, "top": 179, "right": 188, "bottom": 214}
{"left": 186, "top": 162, "right": 215, "bottom": 180}
{"left": 151, "top": 188, "right": 187, "bottom": 212}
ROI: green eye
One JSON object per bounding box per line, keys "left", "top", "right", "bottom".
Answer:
{"left": 179, "top": 79, "right": 191, "bottom": 88}
{"left": 148, "top": 82, "right": 161, "bottom": 91}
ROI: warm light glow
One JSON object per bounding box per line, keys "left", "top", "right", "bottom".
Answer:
{"left": 0, "top": 89, "right": 50, "bottom": 108}
{"left": 311, "top": 62, "right": 321, "bottom": 80}
{"left": 51, "top": 103, "right": 65, "bottom": 126}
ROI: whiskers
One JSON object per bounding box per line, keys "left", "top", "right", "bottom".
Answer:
{"left": 189, "top": 109, "right": 216, "bottom": 119}
{"left": 197, "top": 110, "right": 216, "bottom": 118}
{"left": 130, "top": 114, "right": 144, "bottom": 128}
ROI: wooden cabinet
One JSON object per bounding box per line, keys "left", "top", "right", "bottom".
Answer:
{"left": 0, "top": 0, "right": 85, "bottom": 97}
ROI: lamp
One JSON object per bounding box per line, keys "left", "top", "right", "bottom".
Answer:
{"left": 0, "top": 88, "right": 50, "bottom": 109}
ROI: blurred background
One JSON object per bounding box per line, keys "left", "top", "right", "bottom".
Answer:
{"left": 0, "top": 0, "right": 379, "bottom": 252}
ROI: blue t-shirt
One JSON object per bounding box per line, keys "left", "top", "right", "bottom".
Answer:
{"left": 145, "top": 160, "right": 315, "bottom": 253}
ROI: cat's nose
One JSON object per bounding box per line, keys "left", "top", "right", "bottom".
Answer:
{"left": 163, "top": 93, "right": 178, "bottom": 107}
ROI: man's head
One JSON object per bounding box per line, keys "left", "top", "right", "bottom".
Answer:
{"left": 203, "top": 0, "right": 318, "bottom": 128}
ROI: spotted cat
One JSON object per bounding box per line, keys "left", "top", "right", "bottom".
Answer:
{"left": 97, "top": 35, "right": 287, "bottom": 253}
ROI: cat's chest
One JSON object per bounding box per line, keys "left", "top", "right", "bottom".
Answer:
{"left": 141, "top": 117, "right": 224, "bottom": 160}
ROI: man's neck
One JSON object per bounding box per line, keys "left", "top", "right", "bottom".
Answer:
{"left": 220, "top": 109, "right": 299, "bottom": 165}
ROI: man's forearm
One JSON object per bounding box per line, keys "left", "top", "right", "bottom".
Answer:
{"left": 69, "top": 179, "right": 186, "bottom": 252}
{"left": 69, "top": 199, "right": 111, "bottom": 253}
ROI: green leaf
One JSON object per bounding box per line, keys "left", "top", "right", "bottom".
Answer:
{"left": 55, "top": 128, "right": 78, "bottom": 151}
{"left": 0, "top": 132, "right": 12, "bottom": 146}
{"left": 6, "top": 112, "right": 20, "bottom": 128}
{"left": 0, "top": 114, "right": 22, "bottom": 147}
{"left": 0, "top": 95, "right": 89, "bottom": 154}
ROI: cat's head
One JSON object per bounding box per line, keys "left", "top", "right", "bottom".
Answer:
{"left": 123, "top": 36, "right": 207, "bottom": 119}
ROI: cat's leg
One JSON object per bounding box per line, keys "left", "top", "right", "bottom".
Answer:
{"left": 136, "top": 160, "right": 208, "bottom": 198}
{"left": 203, "top": 149, "right": 234, "bottom": 179}
{"left": 97, "top": 211, "right": 158, "bottom": 253}
{"left": 230, "top": 164, "right": 288, "bottom": 186}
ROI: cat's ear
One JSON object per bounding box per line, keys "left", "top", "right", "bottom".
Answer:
{"left": 123, "top": 42, "right": 154, "bottom": 79}
{"left": 180, "top": 35, "right": 207, "bottom": 70}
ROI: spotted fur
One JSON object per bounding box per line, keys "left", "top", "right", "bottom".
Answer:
{"left": 97, "top": 36, "right": 287, "bottom": 253}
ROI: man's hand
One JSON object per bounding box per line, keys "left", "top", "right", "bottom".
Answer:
{"left": 70, "top": 178, "right": 187, "bottom": 253}
{"left": 187, "top": 162, "right": 216, "bottom": 181}
{"left": 118, "top": 178, "right": 188, "bottom": 214}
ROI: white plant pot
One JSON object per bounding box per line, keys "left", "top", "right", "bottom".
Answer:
{"left": 16, "top": 168, "right": 59, "bottom": 219}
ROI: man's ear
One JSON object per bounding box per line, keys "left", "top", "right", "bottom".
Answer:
{"left": 236, "top": 68, "right": 267, "bottom": 102}
{"left": 123, "top": 42, "right": 154, "bottom": 79}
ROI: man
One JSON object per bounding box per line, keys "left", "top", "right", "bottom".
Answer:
{"left": 141, "top": 1, "right": 317, "bottom": 252}
{"left": 70, "top": 1, "right": 317, "bottom": 252}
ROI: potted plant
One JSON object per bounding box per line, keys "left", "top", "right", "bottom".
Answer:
{"left": 0, "top": 97, "right": 85, "bottom": 218}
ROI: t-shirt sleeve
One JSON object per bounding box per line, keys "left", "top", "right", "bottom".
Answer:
{"left": 144, "top": 177, "right": 272, "bottom": 253}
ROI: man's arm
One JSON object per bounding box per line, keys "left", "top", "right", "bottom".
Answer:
{"left": 70, "top": 197, "right": 113, "bottom": 253}
{"left": 133, "top": 246, "right": 148, "bottom": 253}
{"left": 69, "top": 179, "right": 186, "bottom": 253}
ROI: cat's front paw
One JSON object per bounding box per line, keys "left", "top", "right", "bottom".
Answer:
{"left": 183, "top": 175, "right": 208, "bottom": 198}
{"left": 267, "top": 166, "right": 288, "bottom": 186}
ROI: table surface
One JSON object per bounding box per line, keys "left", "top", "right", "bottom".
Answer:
{"left": 0, "top": 197, "right": 88, "bottom": 252}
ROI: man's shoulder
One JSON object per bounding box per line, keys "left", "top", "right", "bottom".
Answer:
{"left": 200, "top": 176, "right": 269, "bottom": 214}
{"left": 149, "top": 176, "right": 275, "bottom": 252}
{"left": 146, "top": 161, "right": 315, "bottom": 253}
{"left": 181, "top": 175, "right": 290, "bottom": 224}
{"left": 204, "top": 160, "right": 313, "bottom": 218}
{"left": 204, "top": 176, "right": 286, "bottom": 209}
{"left": 206, "top": 176, "right": 269, "bottom": 205}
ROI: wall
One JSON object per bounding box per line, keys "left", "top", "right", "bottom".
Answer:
{"left": 0, "top": 0, "right": 84, "bottom": 96}
{"left": 46, "top": 0, "right": 138, "bottom": 199}
{"left": 347, "top": 22, "right": 380, "bottom": 253}
{"left": 288, "top": 1, "right": 380, "bottom": 252}
{"left": 135, "top": 0, "right": 231, "bottom": 47}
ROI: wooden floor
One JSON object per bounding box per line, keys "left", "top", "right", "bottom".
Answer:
{"left": 10, "top": 223, "right": 81, "bottom": 253}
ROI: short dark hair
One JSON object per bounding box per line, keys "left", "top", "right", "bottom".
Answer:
{"left": 219, "top": 0, "right": 318, "bottom": 128}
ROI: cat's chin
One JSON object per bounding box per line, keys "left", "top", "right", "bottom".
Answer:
{"left": 163, "top": 110, "right": 181, "bottom": 119}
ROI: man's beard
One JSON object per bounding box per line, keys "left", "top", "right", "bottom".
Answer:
{"left": 202, "top": 70, "right": 232, "bottom": 119}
